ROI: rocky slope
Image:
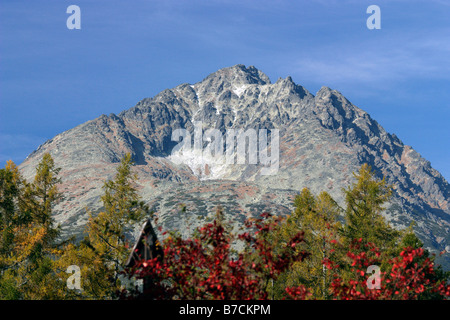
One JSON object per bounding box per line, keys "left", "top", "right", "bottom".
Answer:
{"left": 19, "top": 65, "right": 450, "bottom": 268}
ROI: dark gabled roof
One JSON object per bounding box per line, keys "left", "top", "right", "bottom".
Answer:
{"left": 125, "top": 218, "right": 162, "bottom": 268}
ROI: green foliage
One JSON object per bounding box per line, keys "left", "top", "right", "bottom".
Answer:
{"left": 0, "top": 154, "right": 69, "bottom": 299}
{"left": 63, "top": 153, "right": 150, "bottom": 299}
{"left": 342, "top": 164, "right": 399, "bottom": 248}
{"left": 0, "top": 161, "right": 21, "bottom": 260}
{"left": 268, "top": 164, "right": 449, "bottom": 299}
{"left": 1, "top": 157, "right": 448, "bottom": 300}
{"left": 272, "top": 188, "right": 342, "bottom": 299}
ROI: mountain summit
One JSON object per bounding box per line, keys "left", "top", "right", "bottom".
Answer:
{"left": 19, "top": 65, "right": 450, "bottom": 268}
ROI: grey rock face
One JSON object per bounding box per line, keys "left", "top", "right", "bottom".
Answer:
{"left": 19, "top": 64, "right": 450, "bottom": 268}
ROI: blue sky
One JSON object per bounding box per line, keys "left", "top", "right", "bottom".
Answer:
{"left": 0, "top": 0, "right": 449, "bottom": 181}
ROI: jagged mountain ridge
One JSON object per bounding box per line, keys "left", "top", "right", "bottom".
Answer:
{"left": 19, "top": 64, "right": 450, "bottom": 267}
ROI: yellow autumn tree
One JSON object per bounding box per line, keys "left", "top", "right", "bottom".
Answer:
{"left": 341, "top": 164, "right": 401, "bottom": 266}
{"left": 0, "top": 154, "right": 69, "bottom": 299}
{"left": 61, "top": 153, "right": 150, "bottom": 299}
{"left": 271, "top": 188, "right": 343, "bottom": 299}
{"left": 0, "top": 160, "right": 25, "bottom": 299}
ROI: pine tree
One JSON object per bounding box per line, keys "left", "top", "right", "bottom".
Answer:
{"left": 342, "top": 164, "right": 400, "bottom": 252}
{"left": 0, "top": 161, "right": 24, "bottom": 299}
{"left": 272, "top": 188, "right": 342, "bottom": 299}
{"left": 0, "top": 154, "right": 67, "bottom": 299}
{"left": 71, "top": 153, "right": 149, "bottom": 298}
{"left": 31, "top": 153, "right": 62, "bottom": 228}
{"left": 0, "top": 161, "right": 21, "bottom": 257}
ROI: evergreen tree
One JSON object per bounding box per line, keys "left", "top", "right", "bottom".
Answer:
{"left": 0, "top": 161, "right": 21, "bottom": 259}
{"left": 0, "top": 161, "right": 24, "bottom": 299}
{"left": 342, "top": 164, "right": 400, "bottom": 251}
{"left": 0, "top": 154, "right": 67, "bottom": 299}
{"left": 272, "top": 188, "right": 342, "bottom": 299}
{"left": 67, "top": 153, "right": 149, "bottom": 299}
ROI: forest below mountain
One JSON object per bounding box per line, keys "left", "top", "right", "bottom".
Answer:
{"left": 1, "top": 153, "right": 449, "bottom": 300}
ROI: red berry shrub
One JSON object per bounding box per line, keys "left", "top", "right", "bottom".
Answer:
{"left": 320, "top": 241, "right": 450, "bottom": 300}
{"left": 122, "top": 216, "right": 449, "bottom": 300}
{"left": 122, "top": 213, "right": 309, "bottom": 299}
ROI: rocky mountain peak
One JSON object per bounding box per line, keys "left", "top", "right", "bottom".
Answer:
{"left": 315, "top": 86, "right": 333, "bottom": 99}
{"left": 192, "top": 65, "right": 271, "bottom": 98}
{"left": 205, "top": 64, "right": 271, "bottom": 86}
{"left": 18, "top": 65, "right": 450, "bottom": 269}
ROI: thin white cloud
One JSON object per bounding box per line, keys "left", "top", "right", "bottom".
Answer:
{"left": 289, "top": 30, "right": 450, "bottom": 87}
